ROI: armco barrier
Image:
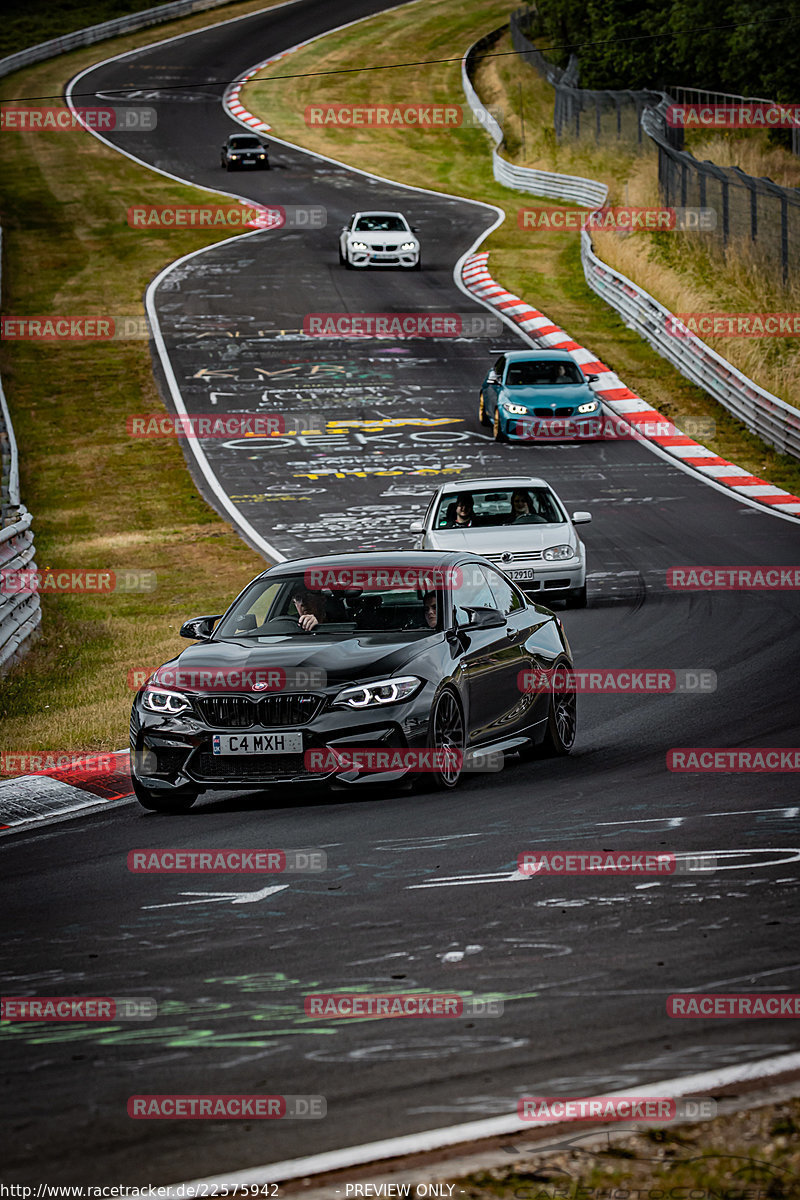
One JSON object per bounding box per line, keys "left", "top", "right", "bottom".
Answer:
{"left": 0, "top": 231, "right": 41, "bottom": 674}
{"left": 0, "top": 0, "right": 238, "bottom": 80}
{"left": 462, "top": 31, "right": 799, "bottom": 464}
{"left": 580, "top": 233, "right": 800, "bottom": 461}
{"left": 461, "top": 33, "right": 608, "bottom": 209}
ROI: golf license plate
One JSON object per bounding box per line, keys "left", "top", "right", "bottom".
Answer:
{"left": 509, "top": 568, "right": 536, "bottom": 580}
{"left": 212, "top": 732, "right": 303, "bottom": 755}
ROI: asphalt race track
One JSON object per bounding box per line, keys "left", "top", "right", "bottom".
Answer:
{"left": 3, "top": 0, "right": 800, "bottom": 1185}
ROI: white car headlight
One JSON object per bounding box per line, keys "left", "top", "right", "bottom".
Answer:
{"left": 400, "top": 241, "right": 417, "bottom": 251}
{"left": 142, "top": 687, "right": 192, "bottom": 715}
{"left": 543, "top": 544, "right": 577, "bottom": 561}
{"left": 578, "top": 400, "right": 599, "bottom": 413}
{"left": 333, "top": 676, "right": 422, "bottom": 709}
{"left": 502, "top": 402, "right": 529, "bottom": 415}
{"left": 350, "top": 240, "right": 369, "bottom": 251}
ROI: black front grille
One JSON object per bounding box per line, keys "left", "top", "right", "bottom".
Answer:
{"left": 533, "top": 407, "right": 575, "bottom": 417}
{"left": 192, "top": 753, "right": 308, "bottom": 782}
{"left": 196, "top": 694, "right": 322, "bottom": 728}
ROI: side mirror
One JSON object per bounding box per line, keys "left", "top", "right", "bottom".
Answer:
{"left": 486, "top": 371, "right": 499, "bottom": 383}
{"left": 460, "top": 606, "right": 506, "bottom": 630}
{"left": 179, "top": 614, "right": 221, "bottom": 640}
{"left": 585, "top": 373, "right": 600, "bottom": 383}
{"left": 411, "top": 226, "right": 419, "bottom": 232}
{"left": 410, "top": 519, "right": 424, "bottom": 533}
{"left": 572, "top": 512, "right": 592, "bottom": 525}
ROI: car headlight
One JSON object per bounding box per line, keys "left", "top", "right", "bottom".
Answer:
{"left": 502, "top": 402, "right": 529, "bottom": 415}
{"left": 350, "top": 240, "right": 369, "bottom": 251}
{"left": 578, "top": 400, "right": 599, "bottom": 413}
{"left": 258, "top": 153, "right": 266, "bottom": 159}
{"left": 230, "top": 154, "right": 239, "bottom": 159}
{"left": 543, "top": 544, "right": 577, "bottom": 561}
{"left": 333, "top": 676, "right": 423, "bottom": 709}
{"left": 142, "top": 687, "right": 193, "bottom": 715}
{"left": 400, "top": 241, "right": 417, "bottom": 251}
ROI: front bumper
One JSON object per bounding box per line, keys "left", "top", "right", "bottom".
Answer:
{"left": 347, "top": 247, "right": 419, "bottom": 267}
{"left": 500, "top": 412, "right": 603, "bottom": 442}
{"left": 130, "top": 687, "right": 435, "bottom": 792}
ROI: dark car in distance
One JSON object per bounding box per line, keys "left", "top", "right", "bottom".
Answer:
{"left": 129, "top": 553, "right": 576, "bottom": 811}
{"left": 220, "top": 133, "right": 270, "bottom": 170}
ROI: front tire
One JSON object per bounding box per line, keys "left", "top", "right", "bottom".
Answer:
{"left": 538, "top": 681, "right": 577, "bottom": 757}
{"left": 131, "top": 774, "right": 198, "bottom": 812}
{"left": 564, "top": 583, "right": 588, "bottom": 608}
{"left": 427, "top": 688, "right": 465, "bottom": 790}
{"left": 493, "top": 407, "right": 507, "bottom": 442}
{"left": 478, "top": 393, "right": 490, "bottom": 426}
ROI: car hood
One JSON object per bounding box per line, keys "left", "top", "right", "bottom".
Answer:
{"left": 153, "top": 634, "right": 439, "bottom": 691}
{"left": 348, "top": 230, "right": 415, "bottom": 245}
{"left": 499, "top": 384, "right": 593, "bottom": 405}
{"left": 426, "top": 524, "right": 576, "bottom": 552}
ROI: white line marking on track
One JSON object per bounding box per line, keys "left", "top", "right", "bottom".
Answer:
{"left": 162, "top": 1051, "right": 800, "bottom": 1190}
{"left": 142, "top": 884, "right": 288, "bottom": 910}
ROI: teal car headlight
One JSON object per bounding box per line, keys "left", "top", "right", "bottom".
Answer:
{"left": 333, "top": 676, "right": 423, "bottom": 709}
{"left": 502, "top": 402, "right": 529, "bottom": 415}
{"left": 543, "top": 544, "right": 577, "bottom": 561}
{"left": 578, "top": 400, "right": 600, "bottom": 413}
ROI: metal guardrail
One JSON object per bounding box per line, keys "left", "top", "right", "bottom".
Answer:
{"left": 668, "top": 85, "right": 800, "bottom": 157}
{"left": 0, "top": 0, "right": 237, "bottom": 80}
{"left": 581, "top": 231, "right": 800, "bottom": 459}
{"left": 462, "top": 33, "right": 608, "bottom": 208}
{"left": 1, "top": 232, "right": 41, "bottom": 675}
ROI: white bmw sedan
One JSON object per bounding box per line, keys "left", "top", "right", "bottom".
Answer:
{"left": 339, "top": 211, "right": 420, "bottom": 269}
{"left": 411, "top": 476, "right": 592, "bottom": 608}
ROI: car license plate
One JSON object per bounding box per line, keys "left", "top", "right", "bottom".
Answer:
{"left": 212, "top": 733, "right": 303, "bottom": 755}
{"left": 509, "top": 568, "right": 536, "bottom": 580}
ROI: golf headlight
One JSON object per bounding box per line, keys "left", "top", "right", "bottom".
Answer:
{"left": 350, "top": 240, "right": 369, "bottom": 251}
{"left": 230, "top": 154, "right": 239, "bottom": 159}
{"left": 142, "top": 687, "right": 192, "bottom": 715}
{"left": 400, "top": 241, "right": 417, "bottom": 251}
{"left": 578, "top": 400, "right": 599, "bottom": 413}
{"left": 503, "top": 402, "right": 529, "bottom": 415}
{"left": 543, "top": 544, "right": 576, "bottom": 561}
{"left": 334, "top": 676, "right": 422, "bottom": 709}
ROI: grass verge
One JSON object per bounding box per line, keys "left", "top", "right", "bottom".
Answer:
{"left": 452, "top": 1096, "right": 800, "bottom": 1198}
{"left": 244, "top": 7, "right": 800, "bottom": 495}
{"left": 0, "top": 0, "right": 291, "bottom": 754}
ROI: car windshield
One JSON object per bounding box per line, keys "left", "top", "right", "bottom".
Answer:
{"left": 434, "top": 488, "right": 567, "bottom": 528}
{"left": 215, "top": 572, "right": 444, "bottom": 637}
{"left": 354, "top": 215, "right": 408, "bottom": 232}
{"left": 504, "top": 360, "right": 584, "bottom": 386}
{"left": 230, "top": 136, "right": 262, "bottom": 149}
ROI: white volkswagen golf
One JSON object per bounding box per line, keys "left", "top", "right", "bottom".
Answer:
{"left": 411, "top": 476, "right": 592, "bottom": 607}
{"left": 339, "top": 211, "right": 421, "bottom": 269}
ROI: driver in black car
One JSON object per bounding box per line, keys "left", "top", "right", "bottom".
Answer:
{"left": 290, "top": 587, "right": 327, "bottom": 631}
